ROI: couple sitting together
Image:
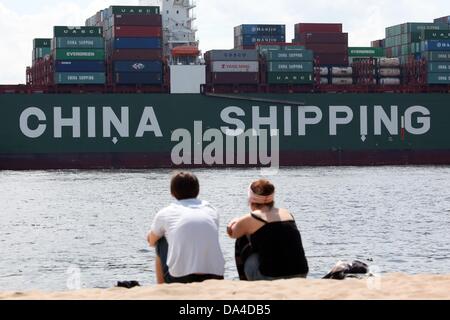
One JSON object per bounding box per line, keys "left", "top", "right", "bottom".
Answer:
{"left": 147, "top": 172, "right": 309, "bottom": 284}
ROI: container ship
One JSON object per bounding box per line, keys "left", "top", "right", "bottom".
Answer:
{"left": 1, "top": 1, "right": 450, "bottom": 170}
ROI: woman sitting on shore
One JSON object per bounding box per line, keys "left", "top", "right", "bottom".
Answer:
{"left": 227, "top": 179, "right": 309, "bottom": 281}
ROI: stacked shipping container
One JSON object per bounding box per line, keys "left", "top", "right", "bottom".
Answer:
{"left": 434, "top": 16, "right": 450, "bottom": 24}
{"left": 422, "top": 45, "right": 450, "bottom": 84}
{"left": 260, "top": 47, "right": 314, "bottom": 85}
{"left": 52, "top": 27, "right": 106, "bottom": 84}
{"left": 293, "top": 23, "right": 349, "bottom": 67}
{"left": 86, "top": 6, "right": 164, "bottom": 85}
{"left": 204, "top": 50, "right": 259, "bottom": 85}
{"left": 33, "top": 39, "right": 51, "bottom": 64}
{"left": 104, "top": 6, "right": 163, "bottom": 85}
{"left": 380, "top": 20, "right": 450, "bottom": 84}
{"left": 234, "top": 25, "right": 286, "bottom": 49}
{"left": 384, "top": 22, "right": 450, "bottom": 64}
{"left": 378, "top": 58, "right": 401, "bottom": 85}
{"left": 348, "top": 47, "right": 384, "bottom": 64}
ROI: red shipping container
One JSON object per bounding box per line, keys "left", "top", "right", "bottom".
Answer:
{"left": 113, "top": 14, "right": 162, "bottom": 26}
{"left": 110, "top": 49, "right": 163, "bottom": 60}
{"left": 302, "top": 43, "right": 348, "bottom": 54}
{"left": 295, "top": 32, "right": 348, "bottom": 44}
{"left": 209, "top": 72, "right": 259, "bottom": 84}
{"left": 113, "top": 26, "right": 162, "bottom": 37}
{"left": 314, "top": 53, "right": 349, "bottom": 66}
{"left": 295, "top": 23, "right": 343, "bottom": 34}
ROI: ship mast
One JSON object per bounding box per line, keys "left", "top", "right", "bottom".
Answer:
{"left": 139, "top": 0, "right": 200, "bottom": 64}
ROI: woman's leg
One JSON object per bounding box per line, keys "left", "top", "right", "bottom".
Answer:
{"left": 244, "top": 253, "right": 273, "bottom": 281}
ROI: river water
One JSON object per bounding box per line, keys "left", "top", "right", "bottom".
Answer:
{"left": 0, "top": 167, "right": 449, "bottom": 291}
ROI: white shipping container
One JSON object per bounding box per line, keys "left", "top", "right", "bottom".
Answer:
{"left": 316, "top": 67, "right": 329, "bottom": 76}
{"left": 331, "top": 67, "right": 353, "bottom": 76}
{"left": 320, "top": 77, "right": 329, "bottom": 84}
{"left": 211, "top": 61, "right": 259, "bottom": 73}
{"left": 379, "top": 78, "right": 401, "bottom": 85}
{"left": 379, "top": 58, "right": 400, "bottom": 68}
{"left": 379, "top": 68, "right": 401, "bottom": 77}
{"left": 332, "top": 77, "right": 353, "bottom": 85}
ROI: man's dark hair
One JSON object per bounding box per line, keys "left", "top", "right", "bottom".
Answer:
{"left": 170, "top": 172, "right": 200, "bottom": 200}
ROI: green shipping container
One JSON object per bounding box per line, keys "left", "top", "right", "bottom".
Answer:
{"left": 54, "top": 37, "right": 104, "bottom": 49}
{"left": 386, "top": 24, "right": 402, "bottom": 37}
{"left": 402, "top": 23, "right": 450, "bottom": 34}
{"left": 410, "top": 42, "right": 421, "bottom": 54}
{"left": 423, "top": 51, "right": 450, "bottom": 61}
{"left": 266, "top": 50, "right": 313, "bottom": 61}
{"left": 258, "top": 45, "right": 282, "bottom": 54}
{"left": 428, "top": 73, "right": 450, "bottom": 84}
{"left": 54, "top": 26, "right": 103, "bottom": 37}
{"left": 268, "top": 61, "right": 313, "bottom": 72}
{"left": 407, "top": 33, "right": 421, "bottom": 43}
{"left": 54, "top": 49, "right": 105, "bottom": 61}
{"left": 284, "top": 46, "right": 306, "bottom": 51}
{"left": 110, "top": 6, "right": 160, "bottom": 15}
{"left": 54, "top": 72, "right": 106, "bottom": 84}
{"left": 267, "top": 72, "right": 313, "bottom": 84}
{"left": 420, "top": 30, "right": 450, "bottom": 40}
{"left": 348, "top": 47, "right": 384, "bottom": 57}
{"left": 34, "top": 38, "right": 51, "bottom": 48}
{"left": 428, "top": 62, "right": 450, "bottom": 72}
{"left": 34, "top": 48, "right": 51, "bottom": 60}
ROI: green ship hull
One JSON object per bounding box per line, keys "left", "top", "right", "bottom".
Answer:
{"left": 0, "top": 93, "right": 449, "bottom": 169}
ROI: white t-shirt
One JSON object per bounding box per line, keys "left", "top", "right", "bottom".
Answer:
{"left": 150, "top": 199, "right": 225, "bottom": 278}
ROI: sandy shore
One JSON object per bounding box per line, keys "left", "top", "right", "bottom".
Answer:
{"left": 1, "top": 274, "right": 449, "bottom": 300}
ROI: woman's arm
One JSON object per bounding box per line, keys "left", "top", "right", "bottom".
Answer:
{"left": 227, "top": 215, "right": 250, "bottom": 239}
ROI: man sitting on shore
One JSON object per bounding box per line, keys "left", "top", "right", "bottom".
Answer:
{"left": 147, "top": 172, "right": 225, "bottom": 284}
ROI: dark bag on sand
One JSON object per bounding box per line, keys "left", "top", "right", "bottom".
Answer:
{"left": 235, "top": 236, "right": 255, "bottom": 281}
{"left": 117, "top": 281, "right": 141, "bottom": 289}
{"left": 323, "top": 261, "right": 370, "bottom": 280}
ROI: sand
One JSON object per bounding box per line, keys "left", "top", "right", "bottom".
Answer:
{"left": 1, "top": 274, "right": 449, "bottom": 300}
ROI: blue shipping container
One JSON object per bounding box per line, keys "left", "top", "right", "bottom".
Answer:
{"left": 55, "top": 60, "right": 105, "bottom": 72}
{"left": 114, "top": 60, "right": 162, "bottom": 73}
{"left": 238, "top": 35, "right": 286, "bottom": 46}
{"left": 115, "top": 72, "right": 162, "bottom": 84}
{"left": 421, "top": 40, "right": 450, "bottom": 51}
{"left": 114, "top": 37, "right": 161, "bottom": 49}
{"left": 237, "top": 24, "right": 285, "bottom": 36}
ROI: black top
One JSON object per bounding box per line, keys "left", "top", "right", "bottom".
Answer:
{"left": 250, "top": 213, "right": 309, "bottom": 278}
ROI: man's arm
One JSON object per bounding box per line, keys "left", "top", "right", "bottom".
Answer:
{"left": 148, "top": 211, "right": 165, "bottom": 247}
{"left": 147, "top": 231, "right": 162, "bottom": 247}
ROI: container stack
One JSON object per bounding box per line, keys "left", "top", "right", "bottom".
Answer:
{"left": 315, "top": 67, "right": 330, "bottom": 84}
{"left": 422, "top": 43, "right": 450, "bottom": 85}
{"left": 234, "top": 25, "right": 286, "bottom": 49}
{"left": 33, "top": 39, "right": 51, "bottom": 65}
{"left": 261, "top": 48, "right": 314, "bottom": 85}
{"left": 371, "top": 39, "right": 385, "bottom": 48}
{"left": 204, "top": 50, "right": 260, "bottom": 85}
{"left": 348, "top": 47, "right": 384, "bottom": 65}
{"left": 330, "top": 67, "right": 353, "bottom": 85}
{"left": 52, "top": 27, "right": 106, "bottom": 85}
{"left": 384, "top": 22, "right": 450, "bottom": 64}
{"left": 378, "top": 58, "right": 401, "bottom": 85}
{"left": 103, "top": 6, "right": 163, "bottom": 85}
{"left": 30, "top": 39, "right": 53, "bottom": 86}
{"left": 434, "top": 16, "right": 450, "bottom": 24}
{"left": 293, "top": 23, "right": 349, "bottom": 67}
